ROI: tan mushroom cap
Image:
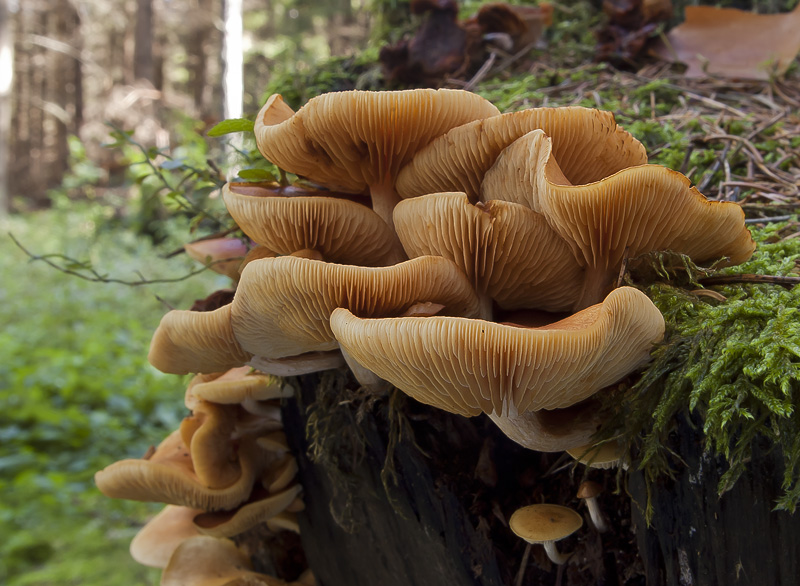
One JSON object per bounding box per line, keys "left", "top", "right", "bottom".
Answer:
{"left": 330, "top": 286, "right": 665, "bottom": 417}
{"left": 192, "top": 484, "right": 303, "bottom": 538}
{"left": 239, "top": 245, "right": 278, "bottom": 274}
{"left": 484, "top": 129, "right": 756, "bottom": 308}
{"left": 130, "top": 505, "right": 205, "bottom": 569}
{"left": 184, "top": 238, "right": 248, "bottom": 281}
{"left": 230, "top": 255, "right": 482, "bottom": 359}
{"left": 396, "top": 106, "right": 646, "bottom": 201}
{"left": 254, "top": 90, "right": 500, "bottom": 226}
{"left": 488, "top": 399, "right": 605, "bottom": 452}
{"left": 248, "top": 351, "right": 346, "bottom": 376}
{"left": 577, "top": 480, "right": 603, "bottom": 500}
{"left": 262, "top": 455, "right": 299, "bottom": 493}
{"left": 130, "top": 505, "right": 203, "bottom": 569}
{"left": 94, "top": 430, "right": 261, "bottom": 511}
{"left": 233, "top": 407, "right": 283, "bottom": 437}
{"left": 149, "top": 255, "right": 479, "bottom": 374}
{"left": 393, "top": 192, "right": 583, "bottom": 313}
{"left": 509, "top": 503, "right": 583, "bottom": 544}
{"left": 160, "top": 535, "right": 285, "bottom": 586}
{"left": 179, "top": 401, "right": 240, "bottom": 489}
{"left": 256, "top": 431, "right": 290, "bottom": 454}
{"left": 149, "top": 305, "right": 253, "bottom": 375}
{"left": 222, "top": 183, "right": 406, "bottom": 266}
{"left": 189, "top": 366, "right": 292, "bottom": 404}
{"left": 567, "top": 440, "right": 625, "bottom": 469}
{"left": 266, "top": 512, "right": 300, "bottom": 534}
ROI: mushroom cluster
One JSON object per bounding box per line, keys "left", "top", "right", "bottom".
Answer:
{"left": 102, "top": 88, "right": 756, "bottom": 579}
{"left": 149, "top": 88, "right": 753, "bottom": 453}
{"left": 95, "top": 367, "right": 306, "bottom": 583}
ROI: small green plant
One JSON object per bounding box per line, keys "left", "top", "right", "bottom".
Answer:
{"left": 0, "top": 207, "right": 223, "bottom": 585}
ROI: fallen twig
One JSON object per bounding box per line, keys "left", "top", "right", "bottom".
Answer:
{"left": 699, "top": 274, "right": 800, "bottom": 288}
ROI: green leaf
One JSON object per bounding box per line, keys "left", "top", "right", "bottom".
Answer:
{"left": 207, "top": 118, "right": 255, "bottom": 137}
{"left": 160, "top": 159, "right": 186, "bottom": 171}
{"left": 236, "top": 168, "right": 275, "bottom": 181}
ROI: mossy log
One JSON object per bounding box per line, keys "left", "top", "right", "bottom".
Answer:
{"left": 629, "top": 413, "right": 800, "bottom": 586}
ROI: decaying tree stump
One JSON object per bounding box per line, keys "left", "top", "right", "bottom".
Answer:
{"left": 281, "top": 371, "right": 505, "bottom": 586}
{"left": 629, "top": 413, "right": 800, "bottom": 586}
{"left": 270, "top": 369, "right": 645, "bottom": 586}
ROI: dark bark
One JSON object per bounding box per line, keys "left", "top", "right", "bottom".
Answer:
{"left": 186, "top": 5, "right": 213, "bottom": 113}
{"left": 0, "top": 0, "right": 12, "bottom": 215}
{"left": 275, "top": 370, "right": 645, "bottom": 586}
{"left": 281, "top": 372, "right": 505, "bottom": 586}
{"left": 629, "top": 413, "right": 800, "bottom": 586}
{"left": 52, "top": 0, "right": 72, "bottom": 186}
{"left": 134, "top": 0, "right": 154, "bottom": 83}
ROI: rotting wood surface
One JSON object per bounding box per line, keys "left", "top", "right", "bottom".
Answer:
{"left": 630, "top": 413, "right": 800, "bottom": 586}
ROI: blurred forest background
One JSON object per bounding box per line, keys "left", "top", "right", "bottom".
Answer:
{"left": 0, "top": 0, "right": 798, "bottom": 585}
{"left": 0, "top": 0, "right": 388, "bottom": 215}
{"left": 0, "top": 1, "right": 385, "bottom": 584}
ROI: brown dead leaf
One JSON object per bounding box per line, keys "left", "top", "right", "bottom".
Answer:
{"left": 379, "top": 0, "right": 470, "bottom": 85}
{"left": 471, "top": 3, "right": 553, "bottom": 52}
{"left": 380, "top": 1, "right": 552, "bottom": 85}
{"left": 595, "top": 0, "right": 672, "bottom": 67}
{"left": 190, "top": 289, "right": 236, "bottom": 312}
{"left": 654, "top": 4, "right": 800, "bottom": 80}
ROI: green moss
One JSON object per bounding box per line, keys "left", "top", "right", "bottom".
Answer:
{"left": 262, "top": 47, "right": 383, "bottom": 109}
{"left": 613, "top": 221, "right": 800, "bottom": 517}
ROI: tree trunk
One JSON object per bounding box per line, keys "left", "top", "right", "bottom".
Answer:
{"left": 186, "top": 3, "right": 213, "bottom": 114}
{"left": 71, "top": 6, "right": 82, "bottom": 130}
{"left": 222, "top": 0, "right": 242, "bottom": 120}
{"left": 134, "top": 0, "right": 154, "bottom": 83}
{"left": 51, "top": 0, "right": 74, "bottom": 188}
{"left": 0, "top": 0, "right": 13, "bottom": 215}
{"left": 629, "top": 413, "right": 800, "bottom": 586}
{"left": 10, "top": 1, "right": 30, "bottom": 207}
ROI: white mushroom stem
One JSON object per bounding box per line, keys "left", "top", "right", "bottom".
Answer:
{"left": 369, "top": 180, "right": 403, "bottom": 231}
{"left": 489, "top": 401, "right": 604, "bottom": 452}
{"left": 248, "top": 350, "right": 346, "bottom": 376}
{"left": 584, "top": 496, "right": 608, "bottom": 533}
{"left": 340, "top": 345, "right": 390, "bottom": 391}
{"left": 543, "top": 540, "right": 572, "bottom": 565}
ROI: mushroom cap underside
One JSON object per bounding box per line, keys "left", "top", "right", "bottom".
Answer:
{"left": 393, "top": 192, "right": 583, "bottom": 311}
{"left": 222, "top": 183, "right": 405, "bottom": 266}
{"left": 396, "top": 106, "right": 647, "bottom": 200}
{"left": 483, "top": 129, "right": 756, "bottom": 270}
{"left": 254, "top": 89, "right": 501, "bottom": 192}
{"left": 330, "top": 286, "right": 665, "bottom": 417}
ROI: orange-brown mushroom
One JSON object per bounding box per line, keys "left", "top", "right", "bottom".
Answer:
{"left": 253, "top": 89, "right": 500, "bottom": 227}
{"left": 396, "top": 106, "right": 646, "bottom": 202}
{"left": 393, "top": 192, "right": 584, "bottom": 316}
{"left": 148, "top": 255, "right": 481, "bottom": 374}
{"left": 222, "top": 182, "right": 406, "bottom": 266}
{"left": 331, "top": 286, "right": 665, "bottom": 451}
{"left": 483, "top": 129, "right": 756, "bottom": 309}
